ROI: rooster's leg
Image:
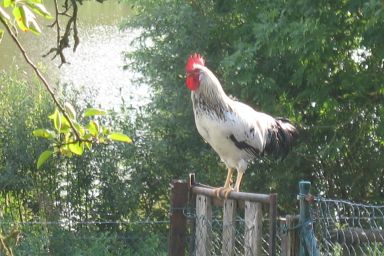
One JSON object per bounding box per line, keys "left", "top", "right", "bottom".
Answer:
{"left": 214, "top": 168, "right": 233, "bottom": 198}
{"left": 223, "top": 168, "right": 233, "bottom": 188}
{"left": 233, "top": 171, "right": 244, "bottom": 192}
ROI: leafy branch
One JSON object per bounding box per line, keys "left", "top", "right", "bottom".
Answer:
{"left": 34, "top": 108, "right": 132, "bottom": 168}
{"left": 0, "top": 0, "right": 132, "bottom": 168}
{"left": 0, "top": 13, "right": 83, "bottom": 141}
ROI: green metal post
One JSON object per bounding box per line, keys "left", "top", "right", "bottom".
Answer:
{"left": 298, "top": 181, "right": 319, "bottom": 256}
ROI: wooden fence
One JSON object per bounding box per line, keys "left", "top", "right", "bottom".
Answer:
{"left": 168, "top": 173, "right": 289, "bottom": 256}
{"left": 169, "top": 177, "right": 384, "bottom": 255}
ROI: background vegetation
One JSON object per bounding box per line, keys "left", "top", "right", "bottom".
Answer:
{"left": 0, "top": 0, "right": 383, "bottom": 254}
{"left": 123, "top": 0, "right": 384, "bottom": 204}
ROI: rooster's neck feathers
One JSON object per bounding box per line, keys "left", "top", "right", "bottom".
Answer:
{"left": 191, "top": 65, "right": 232, "bottom": 120}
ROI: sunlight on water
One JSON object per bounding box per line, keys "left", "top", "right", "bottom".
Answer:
{"left": 59, "top": 25, "right": 150, "bottom": 109}
{"left": 0, "top": 1, "right": 150, "bottom": 110}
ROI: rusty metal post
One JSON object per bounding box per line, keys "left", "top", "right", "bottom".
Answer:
{"left": 169, "top": 180, "right": 189, "bottom": 256}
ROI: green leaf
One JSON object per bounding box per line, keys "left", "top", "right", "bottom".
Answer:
{"left": 59, "top": 146, "right": 73, "bottom": 157}
{"left": 102, "top": 127, "right": 110, "bottom": 135}
{"left": 87, "top": 120, "right": 99, "bottom": 136}
{"left": 76, "top": 125, "right": 85, "bottom": 137}
{"left": 32, "top": 129, "right": 56, "bottom": 139}
{"left": 108, "top": 133, "right": 132, "bottom": 143}
{"left": 48, "top": 109, "right": 56, "bottom": 120}
{"left": 83, "top": 133, "right": 93, "bottom": 140}
{"left": 49, "top": 109, "right": 70, "bottom": 133}
{"left": 50, "top": 109, "right": 61, "bottom": 132}
{"left": 68, "top": 142, "right": 84, "bottom": 156}
{"left": 64, "top": 102, "right": 77, "bottom": 120}
{"left": 3, "top": 0, "right": 12, "bottom": 8}
{"left": 0, "top": 29, "right": 3, "bottom": 43}
{"left": 37, "top": 150, "right": 53, "bottom": 169}
{"left": 98, "top": 137, "right": 106, "bottom": 143}
{"left": 26, "top": 2, "right": 52, "bottom": 19}
{"left": 61, "top": 115, "right": 71, "bottom": 132}
{"left": 12, "top": 6, "right": 28, "bottom": 32}
{"left": 21, "top": 5, "right": 41, "bottom": 35}
{"left": 84, "top": 108, "right": 107, "bottom": 117}
{"left": 27, "top": 17, "right": 42, "bottom": 35}
{"left": 85, "top": 141, "right": 92, "bottom": 150}
{"left": 0, "top": 6, "right": 11, "bottom": 21}
{"left": 12, "top": 5, "right": 42, "bottom": 35}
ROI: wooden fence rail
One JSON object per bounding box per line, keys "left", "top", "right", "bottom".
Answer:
{"left": 190, "top": 173, "right": 277, "bottom": 256}
{"left": 168, "top": 173, "right": 279, "bottom": 256}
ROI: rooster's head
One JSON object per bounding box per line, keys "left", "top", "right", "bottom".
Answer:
{"left": 185, "top": 53, "right": 205, "bottom": 91}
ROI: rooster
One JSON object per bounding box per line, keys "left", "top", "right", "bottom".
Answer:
{"left": 185, "top": 53, "right": 298, "bottom": 197}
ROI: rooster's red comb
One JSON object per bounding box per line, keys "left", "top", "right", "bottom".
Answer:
{"left": 186, "top": 53, "right": 205, "bottom": 72}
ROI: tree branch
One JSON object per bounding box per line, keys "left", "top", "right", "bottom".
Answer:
{"left": 43, "top": 0, "right": 80, "bottom": 66}
{"left": 0, "top": 17, "right": 82, "bottom": 141}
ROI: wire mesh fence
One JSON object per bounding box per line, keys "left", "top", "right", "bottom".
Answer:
{"left": 4, "top": 179, "right": 384, "bottom": 256}
{"left": 312, "top": 198, "right": 384, "bottom": 255}
{"left": 181, "top": 180, "right": 384, "bottom": 256}
{"left": 183, "top": 205, "right": 281, "bottom": 255}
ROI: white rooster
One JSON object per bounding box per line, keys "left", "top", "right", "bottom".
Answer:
{"left": 185, "top": 53, "right": 298, "bottom": 197}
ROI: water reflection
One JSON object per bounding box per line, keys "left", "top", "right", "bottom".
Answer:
{"left": 0, "top": 1, "right": 149, "bottom": 109}
{"left": 60, "top": 25, "right": 149, "bottom": 109}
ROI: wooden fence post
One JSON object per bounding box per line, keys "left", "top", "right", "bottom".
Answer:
{"left": 168, "top": 180, "right": 189, "bottom": 256}
{"left": 189, "top": 174, "right": 280, "bottom": 256}
{"left": 269, "top": 193, "right": 277, "bottom": 256}
{"left": 244, "top": 201, "right": 263, "bottom": 256}
{"left": 281, "top": 215, "right": 300, "bottom": 256}
{"left": 222, "top": 199, "right": 237, "bottom": 256}
{"left": 195, "top": 194, "right": 212, "bottom": 256}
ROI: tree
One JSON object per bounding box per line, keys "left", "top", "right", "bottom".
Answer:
{"left": 0, "top": 0, "right": 131, "bottom": 167}
{"left": 122, "top": 0, "right": 384, "bottom": 208}
{"left": 0, "top": 72, "right": 144, "bottom": 255}
{"left": 0, "top": 1, "right": 161, "bottom": 254}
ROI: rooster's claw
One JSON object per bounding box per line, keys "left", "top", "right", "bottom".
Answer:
{"left": 213, "top": 187, "right": 233, "bottom": 199}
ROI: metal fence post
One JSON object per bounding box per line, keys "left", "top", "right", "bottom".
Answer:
{"left": 298, "top": 181, "right": 320, "bottom": 256}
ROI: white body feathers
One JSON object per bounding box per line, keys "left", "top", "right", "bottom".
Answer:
{"left": 191, "top": 64, "right": 297, "bottom": 174}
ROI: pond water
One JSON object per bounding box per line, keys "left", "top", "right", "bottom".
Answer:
{"left": 0, "top": 1, "right": 149, "bottom": 109}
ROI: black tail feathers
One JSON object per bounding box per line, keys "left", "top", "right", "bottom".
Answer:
{"left": 264, "top": 118, "right": 298, "bottom": 159}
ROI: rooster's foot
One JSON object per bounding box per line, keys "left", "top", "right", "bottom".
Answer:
{"left": 213, "top": 187, "right": 233, "bottom": 199}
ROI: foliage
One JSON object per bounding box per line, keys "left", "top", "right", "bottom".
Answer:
{"left": 0, "top": 72, "right": 160, "bottom": 254}
{"left": 0, "top": 1, "right": 154, "bottom": 254}
{"left": 122, "top": 0, "right": 384, "bottom": 210}
{"left": 0, "top": 0, "right": 52, "bottom": 37}
{"left": 9, "top": 224, "right": 168, "bottom": 256}
{"left": 33, "top": 106, "right": 132, "bottom": 168}
{"left": 1, "top": 0, "right": 384, "bottom": 254}
{"left": 0, "top": 71, "right": 52, "bottom": 254}
{"left": 1, "top": 0, "right": 132, "bottom": 168}
{"left": 0, "top": 70, "right": 52, "bottom": 193}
